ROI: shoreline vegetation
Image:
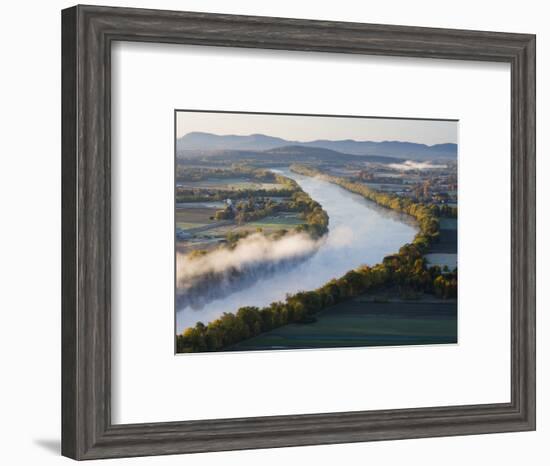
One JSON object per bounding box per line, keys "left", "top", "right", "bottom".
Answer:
{"left": 176, "top": 164, "right": 457, "bottom": 353}
{"left": 176, "top": 165, "right": 329, "bottom": 311}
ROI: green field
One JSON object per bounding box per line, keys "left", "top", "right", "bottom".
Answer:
{"left": 181, "top": 178, "right": 283, "bottom": 191}
{"left": 439, "top": 218, "right": 457, "bottom": 230}
{"left": 362, "top": 182, "right": 405, "bottom": 193}
{"left": 425, "top": 253, "right": 457, "bottom": 270}
{"left": 249, "top": 214, "right": 304, "bottom": 228}
{"left": 176, "top": 211, "right": 306, "bottom": 253}
{"left": 426, "top": 218, "right": 458, "bottom": 254}
{"left": 175, "top": 207, "right": 217, "bottom": 230}
{"left": 226, "top": 297, "right": 457, "bottom": 351}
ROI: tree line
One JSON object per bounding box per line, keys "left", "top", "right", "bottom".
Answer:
{"left": 176, "top": 164, "right": 277, "bottom": 182}
{"left": 290, "top": 164, "right": 457, "bottom": 220}
{"left": 213, "top": 191, "right": 329, "bottom": 239}
{"left": 176, "top": 168, "right": 299, "bottom": 203}
{"left": 176, "top": 186, "right": 297, "bottom": 203}
{"left": 177, "top": 248, "right": 457, "bottom": 352}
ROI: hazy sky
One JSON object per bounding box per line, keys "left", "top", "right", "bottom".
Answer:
{"left": 176, "top": 111, "right": 457, "bottom": 145}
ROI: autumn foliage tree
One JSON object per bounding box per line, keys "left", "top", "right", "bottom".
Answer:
{"left": 176, "top": 165, "right": 457, "bottom": 353}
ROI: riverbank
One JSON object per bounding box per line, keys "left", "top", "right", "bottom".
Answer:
{"left": 176, "top": 168, "right": 329, "bottom": 311}
{"left": 176, "top": 168, "right": 420, "bottom": 350}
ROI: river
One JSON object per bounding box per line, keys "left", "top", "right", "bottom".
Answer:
{"left": 176, "top": 169, "right": 418, "bottom": 333}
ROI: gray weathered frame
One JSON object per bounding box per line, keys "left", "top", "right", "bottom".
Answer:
{"left": 61, "top": 4, "right": 536, "bottom": 460}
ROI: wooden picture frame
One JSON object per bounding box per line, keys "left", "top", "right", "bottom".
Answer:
{"left": 61, "top": 4, "right": 536, "bottom": 460}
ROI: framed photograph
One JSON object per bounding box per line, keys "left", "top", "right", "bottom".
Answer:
{"left": 174, "top": 111, "right": 458, "bottom": 353}
{"left": 61, "top": 5, "right": 536, "bottom": 460}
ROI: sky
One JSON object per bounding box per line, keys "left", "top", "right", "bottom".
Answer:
{"left": 176, "top": 111, "right": 457, "bottom": 146}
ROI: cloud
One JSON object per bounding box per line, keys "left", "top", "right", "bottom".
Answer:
{"left": 388, "top": 160, "right": 446, "bottom": 171}
{"left": 176, "top": 232, "right": 323, "bottom": 288}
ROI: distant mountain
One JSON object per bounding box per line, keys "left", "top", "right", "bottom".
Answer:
{"left": 260, "top": 145, "right": 399, "bottom": 163}
{"left": 177, "top": 132, "right": 288, "bottom": 152}
{"left": 177, "top": 132, "right": 457, "bottom": 161}
{"left": 300, "top": 140, "right": 457, "bottom": 160}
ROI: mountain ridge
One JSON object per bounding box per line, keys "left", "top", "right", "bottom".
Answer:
{"left": 181, "top": 144, "right": 400, "bottom": 164}
{"left": 177, "top": 132, "right": 457, "bottom": 160}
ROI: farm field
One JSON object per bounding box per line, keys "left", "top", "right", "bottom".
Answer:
{"left": 439, "top": 218, "right": 457, "bottom": 230}
{"left": 176, "top": 211, "right": 306, "bottom": 253}
{"left": 226, "top": 296, "right": 457, "bottom": 351}
{"left": 180, "top": 178, "right": 283, "bottom": 191}
{"left": 361, "top": 182, "right": 405, "bottom": 192}
{"left": 426, "top": 218, "right": 457, "bottom": 254}
{"left": 176, "top": 201, "right": 226, "bottom": 209}
{"left": 175, "top": 206, "right": 218, "bottom": 230}
{"left": 177, "top": 212, "right": 305, "bottom": 234}
{"left": 235, "top": 213, "right": 306, "bottom": 234}
{"left": 425, "top": 253, "right": 457, "bottom": 270}
{"left": 176, "top": 237, "right": 223, "bottom": 254}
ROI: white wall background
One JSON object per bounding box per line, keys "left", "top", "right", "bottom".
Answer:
{"left": 0, "top": 0, "right": 546, "bottom": 464}
{"left": 111, "top": 43, "right": 511, "bottom": 424}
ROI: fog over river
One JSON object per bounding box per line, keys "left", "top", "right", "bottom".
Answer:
{"left": 176, "top": 169, "right": 418, "bottom": 333}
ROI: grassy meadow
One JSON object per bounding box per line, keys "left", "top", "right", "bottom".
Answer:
{"left": 226, "top": 296, "right": 457, "bottom": 351}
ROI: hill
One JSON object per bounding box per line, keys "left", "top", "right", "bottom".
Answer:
{"left": 177, "top": 132, "right": 457, "bottom": 161}
{"left": 179, "top": 144, "right": 402, "bottom": 164}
